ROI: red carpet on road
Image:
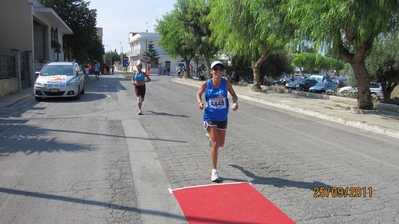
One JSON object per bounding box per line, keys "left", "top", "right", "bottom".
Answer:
{"left": 171, "top": 182, "right": 295, "bottom": 224}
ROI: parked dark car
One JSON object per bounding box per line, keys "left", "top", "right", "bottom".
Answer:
{"left": 285, "top": 77, "right": 306, "bottom": 90}
{"left": 331, "top": 77, "right": 347, "bottom": 88}
{"left": 297, "top": 79, "right": 318, "bottom": 92}
{"left": 262, "top": 77, "right": 271, "bottom": 86}
{"left": 273, "top": 77, "right": 291, "bottom": 85}
{"left": 309, "top": 82, "right": 338, "bottom": 93}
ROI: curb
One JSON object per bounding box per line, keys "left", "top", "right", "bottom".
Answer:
{"left": 3, "top": 93, "right": 34, "bottom": 108}
{"left": 172, "top": 78, "right": 399, "bottom": 140}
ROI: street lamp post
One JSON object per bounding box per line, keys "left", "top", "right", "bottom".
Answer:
{"left": 105, "top": 45, "right": 112, "bottom": 75}
{"left": 119, "top": 42, "right": 123, "bottom": 71}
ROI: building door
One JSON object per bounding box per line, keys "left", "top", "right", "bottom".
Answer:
{"left": 20, "top": 51, "right": 31, "bottom": 89}
{"left": 165, "top": 61, "right": 170, "bottom": 75}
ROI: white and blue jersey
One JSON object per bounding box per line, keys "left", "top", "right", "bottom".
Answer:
{"left": 204, "top": 78, "right": 229, "bottom": 121}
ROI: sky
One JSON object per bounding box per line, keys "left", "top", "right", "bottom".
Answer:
{"left": 88, "top": 0, "right": 177, "bottom": 54}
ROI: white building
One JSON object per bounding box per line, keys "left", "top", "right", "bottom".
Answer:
{"left": 126, "top": 32, "right": 182, "bottom": 75}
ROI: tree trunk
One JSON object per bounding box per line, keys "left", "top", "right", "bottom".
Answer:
{"left": 251, "top": 61, "right": 262, "bottom": 90}
{"left": 338, "top": 39, "right": 374, "bottom": 110}
{"left": 382, "top": 81, "right": 398, "bottom": 103}
{"left": 381, "top": 82, "right": 393, "bottom": 103}
{"left": 184, "top": 60, "right": 191, "bottom": 78}
{"left": 251, "top": 45, "right": 270, "bottom": 91}
{"left": 204, "top": 56, "right": 212, "bottom": 79}
{"left": 351, "top": 63, "right": 373, "bottom": 109}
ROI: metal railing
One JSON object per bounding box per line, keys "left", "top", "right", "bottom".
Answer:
{"left": 0, "top": 55, "right": 16, "bottom": 79}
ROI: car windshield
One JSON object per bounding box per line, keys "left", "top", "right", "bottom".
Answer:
{"left": 41, "top": 65, "right": 74, "bottom": 76}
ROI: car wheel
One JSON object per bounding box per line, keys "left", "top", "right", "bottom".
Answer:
{"left": 341, "top": 90, "right": 348, "bottom": 97}
{"left": 371, "top": 92, "right": 377, "bottom": 97}
{"left": 80, "top": 84, "right": 85, "bottom": 94}
{"left": 75, "top": 87, "right": 81, "bottom": 100}
{"left": 35, "top": 96, "right": 43, "bottom": 101}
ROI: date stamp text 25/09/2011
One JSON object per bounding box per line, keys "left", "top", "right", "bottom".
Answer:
{"left": 313, "top": 186, "right": 372, "bottom": 198}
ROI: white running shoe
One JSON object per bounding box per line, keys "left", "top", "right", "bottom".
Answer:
{"left": 205, "top": 133, "right": 211, "bottom": 146}
{"left": 211, "top": 169, "right": 220, "bottom": 182}
{"left": 138, "top": 110, "right": 143, "bottom": 115}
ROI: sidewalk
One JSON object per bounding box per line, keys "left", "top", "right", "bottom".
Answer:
{"left": 0, "top": 87, "right": 33, "bottom": 109}
{"left": 172, "top": 77, "right": 399, "bottom": 140}
{"left": 1, "top": 75, "right": 399, "bottom": 140}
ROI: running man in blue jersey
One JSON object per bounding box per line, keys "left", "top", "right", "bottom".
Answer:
{"left": 132, "top": 63, "right": 151, "bottom": 115}
{"left": 196, "top": 61, "right": 239, "bottom": 182}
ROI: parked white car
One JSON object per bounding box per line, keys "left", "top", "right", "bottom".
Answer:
{"left": 339, "top": 86, "right": 357, "bottom": 97}
{"left": 369, "top": 82, "right": 383, "bottom": 97}
{"left": 338, "top": 82, "right": 383, "bottom": 97}
{"left": 34, "top": 62, "right": 85, "bottom": 101}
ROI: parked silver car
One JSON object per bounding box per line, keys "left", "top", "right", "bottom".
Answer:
{"left": 338, "top": 86, "right": 357, "bottom": 97}
{"left": 338, "top": 82, "right": 383, "bottom": 98}
{"left": 369, "top": 82, "right": 383, "bottom": 97}
{"left": 34, "top": 62, "right": 85, "bottom": 101}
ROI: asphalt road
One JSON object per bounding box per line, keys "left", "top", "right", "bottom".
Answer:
{"left": 0, "top": 74, "right": 398, "bottom": 223}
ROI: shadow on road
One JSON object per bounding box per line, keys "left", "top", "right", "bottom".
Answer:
{"left": 0, "top": 187, "right": 187, "bottom": 222}
{"left": 226, "top": 164, "right": 331, "bottom": 191}
{"left": 147, "top": 110, "right": 189, "bottom": 117}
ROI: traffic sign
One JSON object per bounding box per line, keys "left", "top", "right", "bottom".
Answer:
{"left": 123, "top": 61, "right": 129, "bottom": 67}
{"left": 124, "top": 57, "right": 129, "bottom": 61}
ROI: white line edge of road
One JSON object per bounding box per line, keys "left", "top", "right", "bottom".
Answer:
{"left": 172, "top": 78, "right": 399, "bottom": 140}
{"left": 122, "top": 119, "right": 185, "bottom": 223}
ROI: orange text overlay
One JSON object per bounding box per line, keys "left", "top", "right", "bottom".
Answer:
{"left": 313, "top": 186, "right": 373, "bottom": 198}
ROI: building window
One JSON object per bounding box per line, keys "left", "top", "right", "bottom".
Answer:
{"left": 51, "top": 28, "right": 59, "bottom": 48}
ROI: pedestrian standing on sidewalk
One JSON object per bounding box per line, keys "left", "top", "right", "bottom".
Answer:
{"left": 132, "top": 63, "right": 151, "bottom": 115}
{"left": 84, "top": 65, "right": 89, "bottom": 81}
{"left": 196, "top": 60, "right": 239, "bottom": 182}
{"left": 147, "top": 64, "right": 151, "bottom": 75}
{"left": 93, "top": 61, "right": 100, "bottom": 80}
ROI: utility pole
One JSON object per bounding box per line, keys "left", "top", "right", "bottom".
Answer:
{"left": 119, "top": 42, "right": 123, "bottom": 71}
{"left": 105, "top": 45, "right": 112, "bottom": 74}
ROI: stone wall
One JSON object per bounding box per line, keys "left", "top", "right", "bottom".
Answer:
{"left": 0, "top": 78, "right": 19, "bottom": 97}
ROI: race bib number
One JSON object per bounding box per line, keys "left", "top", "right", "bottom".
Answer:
{"left": 209, "top": 97, "right": 227, "bottom": 109}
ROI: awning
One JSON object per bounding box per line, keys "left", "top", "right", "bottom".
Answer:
{"left": 34, "top": 7, "right": 73, "bottom": 35}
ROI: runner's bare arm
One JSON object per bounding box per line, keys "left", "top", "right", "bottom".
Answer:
{"left": 145, "top": 73, "right": 151, "bottom": 82}
{"left": 196, "top": 82, "right": 207, "bottom": 110}
{"left": 226, "top": 80, "right": 238, "bottom": 103}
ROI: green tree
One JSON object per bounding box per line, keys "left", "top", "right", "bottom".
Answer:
{"left": 261, "top": 52, "right": 294, "bottom": 79}
{"left": 171, "top": 0, "right": 202, "bottom": 77}
{"left": 39, "top": 0, "right": 103, "bottom": 63}
{"left": 104, "top": 50, "right": 120, "bottom": 67}
{"left": 86, "top": 37, "right": 104, "bottom": 64}
{"left": 207, "top": 0, "right": 294, "bottom": 90}
{"left": 285, "top": 0, "right": 399, "bottom": 109}
{"left": 292, "top": 52, "right": 319, "bottom": 74}
{"left": 366, "top": 33, "right": 399, "bottom": 103}
{"left": 156, "top": 8, "right": 196, "bottom": 74}
{"left": 142, "top": 41, "right": 160, "bottom": 68}
{"left": 180, "top": 0, "right": 219, "bottom": 76}
{"left": 292, "top": 53, "right": 344, "bottom": 75}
